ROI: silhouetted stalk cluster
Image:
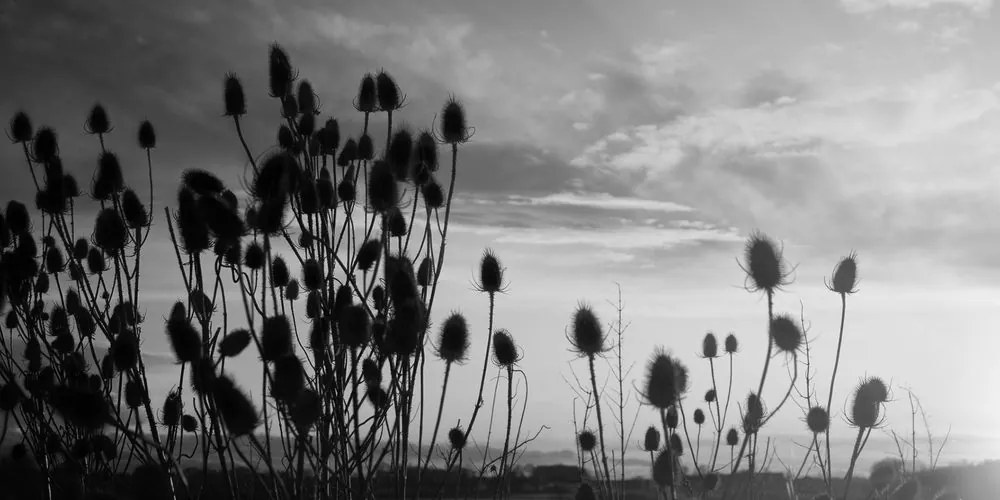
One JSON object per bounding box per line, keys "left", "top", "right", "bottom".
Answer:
{"left": 0, "top": 43, "right": 532, "bottom": 500}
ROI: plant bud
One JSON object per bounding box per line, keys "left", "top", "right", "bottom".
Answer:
{"left": 223, "top": 73, "right": 247, "bottom": 116}
{"left": 448, "top": 427, "right": 466, "bottom": 450}
{"left": 121, "top": 189, "right": 148, "bottom": 229}
{"left": 182, "top": 414, "right": 198, "bottom": 432}
{"left": 807, "top": 406, "right": 829, "bottom": 433}
{"left": 743, "top": 232, "right": 788, "bottom": 293}
{"left": 271, "top": 355, "right": 305, "bottom": 403}
{"left": 724, "top": 333, "right": 738, "bottom": 354}
{"left": 666, "top": 406, "right": 678, "bottom": 429}
{"left": 705, "top": 389, "right": 716, "bottom": 403}
{"left": 437, "top": 313, "right": 470, "bottom": 364}
{"left": 830, "top": 253, "right": 858, "bottom": 294}
{"left": 726, "top": 428, "right": 739, "bottom": 446}
{"left": 358, "top": 134, "right": 374, "bottom": 161}
{"left": 338, "top": 138, "right": 357, "bottom": 166}
{"left": 670, "top": 433, "right": 684, "bottom": 455}
{"left": 693, "top": 408, "right": 705, "bottom": 425}
{"left": 743, "top": 393, "right": 764, "bottom": 434}
{"left": 270, "top": 256, "right": 290, "bottom": 288}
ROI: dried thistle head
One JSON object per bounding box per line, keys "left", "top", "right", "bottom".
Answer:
{"left": 8, "top": 111, "right": 32, "bottom": 143}
{"left": 271, "top": 355, "right": 305, "bottom": 403}
{"left": 243, "top": 241, "right": 265, "bottom": 270}
{"left": 868, "top": 458, "right": 900, "bottom": 492}
{"left": 358, "top": 134, "right": 374, "bottom": 161}
{"left": 302, "top": 258, "right": 323, "bottom": 291}
{"left": 422, "top": 178, "right": 444, "bottom": 209}
{"left": 849, "top": 376, "right": 889, "bottom": 428}
{"left": 92, "top": 209, "right": 127, "bottom": 255}
{"left": 770, "top": 314, "right": 802, "bottom": 354}
{"left": 641, "top": 349, "right": 688, "bottom": 410}
{"left": 177, "top": 188, "right": 209, "bottom": 254}
{"left": 268, "top": 44, "right": 294, "bottom": 98}
{"left": 356, "top": 73, "right": 377, "bottom": 113}
{"left": 121, "top": 189, "right": 149, "bottom": 229}
{"left": 138, "top": 120, "right": 156, "bottom": 149}
{"left": 492, "top": 329, "right": 520, "bottom": 367}
{"left": 569, "top": 303, "right": 607, "bottom": 357}
{"left": 437, "top": 312, "right": 470, "bottom": 364}
{"left": 319, "top": 118, "right": 340, "bottom": 155}
{"left": 161, "top": 391, "right": 181, "bottom": 427}
{"left": 339, "top": 138, "right": 358, "bottom": 166}
{"left": 828, "top": 252, "right": 859, "bottom": 295}
{"left": 92, "top": 152, "right": 124, "bottom": 201}
{"left": 702, "top": 332, "right": 718, "bottom": 358}
{"left": 726, "top": 428, "right": 739, "bottom": 446}
{"left": 32, "top": 127, "right": 58, "bottom": 162}
{"left": 577, "top": 430, "right": 597, "bottom": 452}
{"left": 86, "top": 104, "right": 110, "bottom": 135}
{"left": 338, "top": 304, "right": 371, "bottom": 349}
{"left": 388, "top": 128, "right": 413, "bottom": 180}
{"left": 448, "top": 427, "right": 466, "bottom": 450}
{"left": 440, "top": 96, "right": 469, "bottom": 144}
{"left": 165, "top": 301, "right": 201, "bottom": 363}
{"left": 741, "top": 232, "right": 791, "bottom": 294}
{"left": 290, "top": 389, "right": 321, "bottom": 430}
{"left": 368, "top": 160, "right": 397, "bottom": 212}
{"left": 652, "top": 449, "right": 674, "bottom": 487}
{"left": 643, "top": 426, "right": 660, "bottom": 451}
{"left": 669, "top": 433, "right": 683, "bottom": 455}
{"left": 417, "top": 256, "right": 433, "bottom": 287}
{"left": 705, "top": 389, "right": 716, "bottom": 403}
{"left": 665, "top": 406, "right": 678, "bottom": 429}
{"left": 415, "top": 130, "right": 439, "bottom": 172}
{"left": 477, "top": 249, "right": 504, "bottom": 294}
{"left": 183, "top": 169, "right": 225, "bottom": 196}
{"left": 724, "top": 333, "right": 738, "bottom": 354}
{"left": 297, "top": 79, "right": 317, "bottom": 115}
{"left": 376, "top": 70, "right": 402, "bottom": 111}
{"left": 693, "top": 408, "right": 705, "bottom": 425}
{"left": 270, "top": 256, "right": 290, "bottom": 288}
{"left": 260, "top": 315, "right": 293, "bottom": 362}
{"left": 212, "top": 375, "right": 259, "bottom": 436}
{"left": 743, "top": 393, "right": 765, "bottom": 434}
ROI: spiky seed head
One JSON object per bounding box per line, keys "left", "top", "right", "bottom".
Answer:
{"left": 4, "top": 313, "right": 17, "bottom": 330}
{"left": 368, "top": 160, "right": 397, "bottom": 212}
{"left": 850, "top": 377, "right": 888, "bottom": 428}
{"left": 318, "top": 177, "right": 336, "bottom": 209}
{"left": 270, "top": 256, "right": 289, "bottom": 288}
{"left": 375, "top": 70, "right": 401, "bottom": 111}
{"left": 441, "top": 97, "right": 468, "bottom": 144}
{"left": 570, "top": 304, "right": 606, "bottom": 357}
{"left": 290, "top": 389, "right": 321, "bottom": 430}
{"left": 86, "top": 247, "right": 106, "bottom": 274}
{"left": 643, "top": 426, "right": 660, "bottom": 451}
{"left": 35, "top": 272, "right": 51, "bottom": 295}
{"left": 726, "top": 428, "right": 739, "bottom": 446}
{"left": 125, "top": 380, "right": 145, "bottom": 408}
{"left": 294, "top": 79, "right": 316, "bottom": 115}
{"left": 356, "top": 73, "right": 378, "bottom": 113}
{"left": 338, "top": 304, "right": 372, "bottom": 349}
{"left": 436, "top": 313, "right": 470, "bottom": 364}
{"left": 830, "top": 253, "right": 859, "bottom": 295}
{"left": 743, "top": 393, "right": 765, "bottom": 434}
{"left": 367, "top": 385, "right": 389, "bottom": 409}
{"left": 284, "top": 280, "right": 300, "bottom": 301}
{"left": 181, "top": 414, "right": 198, "bottom": 432}
{"left": 33, "top": 127, "right": 58, "bottom": 162}
{"left": 320, "top": 118, "right": 340, "bottom": 154}
{"left": 271, "top": 355, "right": 305, "bottom": 403}
{"left": 669, "top": 433, "right": 684, "bottom": 455}
{"left": 260, "top": 315, "right": 293, "bottom": 362}
{"left": 86, "top": 104, "right": 110, "bottom": 135}
{"left": 182, "top": 169, "right": 225, "bottom": 196}
{"left": 120, "top": 189, "right": 148, "bottom": 229}
{"left": 112, "top": 331, "right": 138, "bottom": 371}
{"left": 165, "top": 302, "right": 201, "bottom": 363}
{"left": 806, "top": 406, "right": 829, "bottom": 434}
{"left": 305, "top": 291, "right": 321, "bottom": 319}
{"left": 742, "top": 232, "right": 789, "bottom": 293}
{"left": 72, "top": 237, "right": 89, "bottom": 260}
{"left": 253, "top": 152, "right": 299, "bottom": 203}
{"left": 338, "top": 138, "right": 357, "bottom": 166}
{"left": 693, "top": 408, "right": 705, "bottom": 425}
{"left": 575, "top": 483, "right": 596, "bottom": 500}
{"left": 138, "top": 120, "right": 156, "bottom": 149}
{"left": 268, "top": 43, "right": 293, "bottom": 98}
{"left": 652, "top": 449, "right": 674, "bottom": 487}
{"left": 665, "top": 406, "right": 679, "bottom": 429}
{"left": 337, "top": 179, "right": 356, "bottom": 202}
{"left": 385, "top": 206, "right": 406, "bottom": 237}
{"left": 9, "top": 111, "right": 32, "bottom": 143}
{"left": 275, "top": 125, "right": 295, "bottom": 150}
{"left": 577, "top": 430, "right": 597, "bottom": 452}
{"left": 244, "top": 241, "right": 265, "bottom": 270}
{"left": 770, "top": 314, "right": 802, "bottom": 354}
{"left": 162, "top": 391, "right": 181, "bottom": 426}
{"left": 448, "top": 427, "right": 466, "bottom": 450}
{"left": 642, "top": 350, "right": 689, "bottom": 410}
{"left": 702, "top": 332, "right": 719, "bottom": 358}
{"left": 93, "top": 209, "right": 127, "bottom": 254}
{"left": 0, "top": 383, "right": 20, "bottom": 411}
{"left": 302, "top": 258, "right": 323, "bottom": 291}
{"left": 415, "top": 130, "right": 439, "bottom": 171}
{"left": 388, "top": 128, "right": 413, "bottom": 179}
{"left": 422, "top": 179, "right": 444, "bottom": 210}
{"left": 705, "top": 389, "right": 717, "bottom": 403}
{"left": 358, "top": 134, "right": 374, "bottom": 160}
{"left": 298, "top": 113, "right": 315, "bottom": 137}
{"left": 724, "top": 333, "right": 738, "bottom": 354}
{"left": 416, "top": 256, "right": 434, "bottom": 288}
{"left": 92, "top": 151, "right": 124, "bottom": 201}
{"left": 177, "top": 188, "right": 209, "bottom": 254}
{"left": 45, "top": 247, "right": 64, "bottom": 273}
{"left": 478, "top": 249, "right": 503, "bottom": 294}
{"left": 492, "top": 329, "right": 519, "bottom": 367}
{"left": 5, "top": 201, "right": 29, "bottom": 236}
{"left": 63, "top": 173, "right": 80, "bottom": 198}
{"left": 869, "top": 459, "right": 900, "bottom": 492}
{"left": 361, "top": 358, "right": 382, "bottom": 385}
{"left": 332, "top": 284, "right": 353, "bottom": 320}
{"left": 213, "top": 375, "right": 259, "bottom": 436}
{"left": 372, "top": 285, "right": 386, "bottom": 310}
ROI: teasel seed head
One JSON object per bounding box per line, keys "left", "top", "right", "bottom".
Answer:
{"left": 62, "top": 173, "right": 80, "bottom": 198}
{"left": 298, "top": 113, "right": 315, "bottom": 137}
{"left": 338, "top": 138, "right": 357, "bottom": 166}
{"left": 724, "top": 333, "right": 738, "bottom": 354}
{"left": 726, "top": 428, "right": 739, "bottom": 446}
{"left": 190, "top": 358, "right": 216, "bottom": 395}
{"left": 670, "top": 433, "right": 684, "bottom": 455}
{"left": 643, "top": 426, "right": 660, "bottom": 451}
{"left": 806, "top": 406, "right": 829, "bottom": 434}
{"left": 372, "top": 285, "right": 386, "bottom": 311}
{"left": 92, "top": 209, "right": 128, "bottom": 254}
{"left": 578, "top": 430, "right": 597, "bottom": 452}
{"left": 569, "top": 303, "right": 607, "bottom": 357}
{"left": 9, "top": 111, "right": 32, "bottom": 143}
{"left": 183, "top": 169, "right": 225, "bottom": 196}
{"left": 138, "top": 120, "right": 156, "bottom": 149}
{"left": 261, "top": 315, "right": 293, "bottom": 362}
{"left": 703, "top": 473, "right": 720, "bottom": 492}
{"left": 361, "top": 358, "right": 382, "bottom": 386}
{"left": 338, "top": 304, "right": 372, "bottom": 349}
{"left": 693, "top": 408, "right": 705, "bottom": 425}
{"left": 268, "top": 43, "right": 294, "bottom": 98}
{"left": 213, "top": 375, "right": 259, "bottom": 436}
{"left": 705, "top": 389, "right": 717, "bottom": 403}
{"left": 415, "top": 130, "right": 439, "bottom": 172}
{"left": 652, "top": 449, "right": 674, "bottom": 487}
{"left": 441, "top": 97, "right": 469, "bottom": 144}
{"left": 385, "top": 206, "right": 406, "bottom": 237}
{"left": 85, "top": 247, "right": 106, "bottom": 274}
{"left": 417, "top": 256, "right": 433, "bottom": 288}
{"left": 302, "top": 258, "right": 323, "bottom": 291}
{"left": 770, "top": 314, "right": 802, "bottom": 354}
{"left": 320, "top": 118, "right": 340, "bottom": 155}
{"left": 285, "top": 279, "right": 300, "bottom": 301}
{"left": 743, "top": 393, "right": 765, "bottom": 434}
{"left": 291, "top": 389, "right": 322, "bottom": 430}
{"left": 376, "top": 70, "right": 402, "bottom": 111}
{"left": 177, "top": 188, "right": 209, "bottom": 254}
{"left": 850, "top": 376, "right": 888, "bottom": 428}
{"left": 742, "top": 232, "right": 790, "bottom": 294}
{"left": 358, "top": 134, "right": 374, "bottom": 161}
{"left": 45, "top": 246, "right": 64, "bottom": 273}
{"left": 181, "top": 414, "right": 198, "bottom": 433}
{"left": 72, "top": 237, "right": 89, "bottom": 260}
{"left": 166, "top": 302, "right": 201, "bottom": 363}
{"left": 437, "top": 312, "right": 470, "bottom": 364}
{"left": 243, "top": 241, "right": 265, "bottom": 270}
{"left": 162, "top": 391, "right": 181, "bottom": 427}
{"left": 112, "top": 330, "right": 138, "bottom": 371}
{"left": 92, "top": 151, "right": 124, "bottom": 201}
{"left": 125, "top": 380, "right": 146, "bottom": 408}
{"left": 478, "top": 249, "right": 504, "bottom": 294}
{"left": 868, "top": 459, "right": 900, "bottom": 493}
{"left": 33, "top": 127, "right": 58, "bottom": 162}
{"left": 217, "top": 329, "right": 250, "bottom": 358}
{"left": 318, "top": 176, "right": 336, "bottom": 209}
{"left": 271, "top": 355, "right": 305, "bottom": 403}
{"left": 422, "top": 178, "right": 444, "bottom": 209}
{"left": 337, "top": 179, "right": 356, "bottom": 203}
{"left": 120, "top": 189, "right": 149, "bottom": 229}
{"left": 277, "top": 125, "right": 295, "bottom": 150}
{"left": 270, "top": 256, "right": 289, "bottom": 288}
{"left": 388, "top": 128, "right": 413, "bottom": 180}
{"left": 665, "top": 406, "right": 679, "bottom": 429}
{"left": 702, "top": 332, "right": 719, "bottom": 358}
{"left": 828, "top": 252, "right": 859, "bottom": 295}
{"left": 5, "top": 201, "right": 29, "bottom": 236}
{"left": 85, "top": 104, "right": 110, "bottom": 135}
{"left": 296, "top": 79, "right": 317, "bottom": 115}
{"left": 368, "top": 160, "right": 397, "bottom": 212}
{"left": 641, "top": 349, "right": 689, "bottom": 410}
{"left": 356, "top": 73, "right": 378, "bottom": 113}
{"left": 253, "top": 152, "right": 299, "bottom": 203}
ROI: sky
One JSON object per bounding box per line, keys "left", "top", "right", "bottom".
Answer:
{"left": 2, "top": 0, "right": 1000, "bottom": 472}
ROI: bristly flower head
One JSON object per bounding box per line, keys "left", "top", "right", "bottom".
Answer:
{"left": 33, "top": 127, "right": 58, "bottom": 162}
{"left": 367, "top": 160, "right": 397, "bottom": 212}
{"left": 440, "top": 96, "right": 469, "bottom": 144}
{"left": 643, "top": 426, "right": 660, "bottom": 451}
{"left": 652, "top": 449, "right": 674, "bottom": 487}
{"left": 770, "top": 314, "right": 802, "bottom": 354}
{"left": 224, "top": 73, "right": 247, "bottom": 117}
{"left": 849, "top": 376, "right": 889, "bottom": 429}
{"left": 356, "top": 73, "right": 377, "bottom": 113}
{"left": 577, "top": 430, "right": 597, "bottom": 452}
{"left": 743, "top": 393, "right": 765, "bottom": 434}
{"left": 702, "top": 332, "right": 718, "bottom": 358}
{"left": 92, "top": 151, "right": 124, "bottom": 201}
{"left": 477, "top": 249, "right": 504, "bottom": 294}
{"left": 376, "top": 70, "right": 402, "bottom": 111}
{"left": 8, "top": 111, "right": 32, "bottom": 143}
{"left": 828, "top": 252, "right": 859, "bottom": 295}
{"left": 741, "top": 232, "right": 791, "bottom": 294}
{"left": 726, "top": 428, "right": 739, "bottom": 446}
{"left": 86, "top": 104, "right": 111, "bottom": 135}
{"left": 569, "top": 303, "right": 607, "bottom": 357}
{"left": 705, "top": 389, "right": 716, "bottom": 403}
{"left": 121, "top": 189, "right": 149, "bottom": 229}
{"left": 422, "top": 179, "right": 444, "bottom": 209}
{"left": 138, "top": 120, "right": 156, "bottom": 149}
{"left": 665, "top": 406, "right": 678, "bottom": 429}
{"left": 641, "top": 349, "right": 689, "bottom": 409}
{"left": 338, "top": 304, "right": 371, "bottom": 349}
{"left": 260, "top": 315, "right": 294, "bottom": 361}
{"left": 492, "top": 329, "right": 520, "bottom": 367}
{"left": 693, "top": 408, "right": 705, "bottom": 425}
{"left": 448, "top": 427, "right": 466, "bottom": 450}
{"left": 669, "top": 433, "right": 684, "bottom": 455}
{"left": 212, "top": 375, "right": 259, "bottom": 436}
{"left": 268, "top": 44, "right": 294, "bottom": 98}
{"left": 415, "top": 130, "right": 438, "bottom": 171}
{"left": 807, "top": 406, "right": 829, "bottom": 434}
{"left": 92, "top": 209, "right": 128, "bottom": 254}
{"left": 724, "top": 333, "right": 738, "bottom": 354}
{"left": 388, "top": 128, "right": 413, "bottom": 180}
{"left": 437, "top": 312, "right": 470, "bottom": 364}
{"left": 297, "top": 79, "right": 317, "bottom": 115}
{"left": 176, "top": 187, "right": 209, "bottom": 254}
{"left": 165, "top": 302, "right": 201, "bottom": 363}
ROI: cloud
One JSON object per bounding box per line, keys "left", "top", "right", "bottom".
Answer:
{"left": 839, "top": 0, "right": 992, "bottom": 13}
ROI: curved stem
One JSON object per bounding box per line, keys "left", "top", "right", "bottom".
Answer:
{"left": 588, "top": 354, "right": 613, "bottom": 499}
{"left": 825, "top": 292, "right": 847, "bottom": 492}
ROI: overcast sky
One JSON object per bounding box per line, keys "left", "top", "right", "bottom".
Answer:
{"left": 2, "top": 0, "right": 1000, "bottom": 467}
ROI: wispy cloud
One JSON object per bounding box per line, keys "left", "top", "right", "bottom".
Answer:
{"left": 840, "top": 0, "right": 992, "bottom": 13}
